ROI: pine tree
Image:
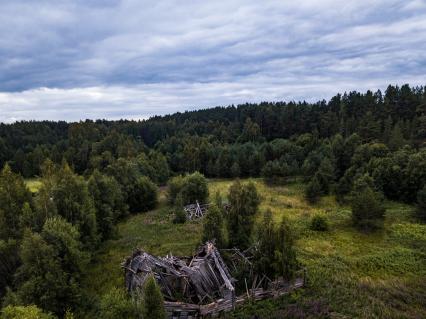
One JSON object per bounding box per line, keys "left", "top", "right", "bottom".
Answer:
{"left": 142, "top": 276, "right": 166, "bottom": 319}
{"left": 305, "top": 175, "right": 322, "bottom": 204}
{"left": 351, "top": 183, "right": 385, "bottom": 230}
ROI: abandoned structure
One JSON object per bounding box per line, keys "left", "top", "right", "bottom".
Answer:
{"left": 183, "top": 201, "right": 210, "bottom": 220}
{"left": 124, "top": 242, "right": 235, "bottom": 304}
{"left": 123, "top": 242, "right": 305, "bottom": 318}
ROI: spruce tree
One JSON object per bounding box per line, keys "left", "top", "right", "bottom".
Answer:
{"left": 351, "top": 183, "right": 385, "bottom": 230}
{"left": 305, "top": 175, "right": 322, "bottom": 204}
{"left": 142, "top": 276, "right": 166, "bottom": 319}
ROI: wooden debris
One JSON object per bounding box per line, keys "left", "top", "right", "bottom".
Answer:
{"left": 184, "top": 201, "right": 210, "bottom": 220}
{"left": 123, "top": 243, "right": 306, "bottom": 318}
{"left": 123, "top": 242, "right": 235, "bottom": 304}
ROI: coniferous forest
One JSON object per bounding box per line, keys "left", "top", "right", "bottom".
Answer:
{"left": 0, "top": 84, "right": 426, "bottom": 318}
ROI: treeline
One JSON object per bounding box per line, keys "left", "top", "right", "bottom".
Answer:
{"left": 0, "top": 84, "right": 425, "bottom": 204}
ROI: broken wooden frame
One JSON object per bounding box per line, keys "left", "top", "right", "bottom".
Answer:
{"left": 123, "top": 242, "right": 305, "bottom": 318}
{"left": 123, "top": 242, "right": 235, "bottom": 305}
{"left": 183, "top": 201, "right": 210, "bottom": 220}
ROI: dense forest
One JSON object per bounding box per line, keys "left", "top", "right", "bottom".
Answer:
{"left": 0, "top": 84, "right": 426, "bottom": 318}
{"left": 1, "top": 84, "right": 425, "bottom": 200}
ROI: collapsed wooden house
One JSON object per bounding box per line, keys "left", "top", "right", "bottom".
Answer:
{"left": 123, "top": 242, "right": 306, "bottom": 318}
{"left": 124, "top": 242, "right": 235, "bottom": 305}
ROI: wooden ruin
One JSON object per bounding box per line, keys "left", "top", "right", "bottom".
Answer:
{"left": 184, "top": 201, "right": 210, "bottom": 220}
{"left": 123, "top": 242, "right": 306, "bottom": 318}
{"left": 123, "top": 242, "right": 235, "bottom": 304}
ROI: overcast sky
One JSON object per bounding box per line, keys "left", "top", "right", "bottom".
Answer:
{"left": 0, "top": 0, "right": 425, "bottom": 122}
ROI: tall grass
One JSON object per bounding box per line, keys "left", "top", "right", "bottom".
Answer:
{"left": 81, "top": 178, "right": 426, "bottom": 318}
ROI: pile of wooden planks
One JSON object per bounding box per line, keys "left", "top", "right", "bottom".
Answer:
{"left": 183, "top": 201, "right": 210, "bottom": 220}
{"left": 123, "top": 242, "right": 235, "bottom": 305}
{"left": 124, "top": 243, "right": 306, "bottom": 318}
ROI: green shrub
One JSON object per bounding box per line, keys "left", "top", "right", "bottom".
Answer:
{"left": 98, "top": 287, "right": 138, "bottom": 319}
{"left": 172, "top": 208, "right": 187, "bottom": 224}
{"left": 0, "top": 305, "right": 56, "bottom": 319}
{"left": 310, "top": 214, "right": 329, "bottom": 231}
{"left": 167, "top": 172, "right": 209, "bottom": 205}
{"left": 129, "top": 176, "right": 158, "bottom": 213}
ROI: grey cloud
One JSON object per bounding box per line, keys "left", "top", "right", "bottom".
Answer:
{"left": 0, "top": 0, "right": 425, "bottom": 121}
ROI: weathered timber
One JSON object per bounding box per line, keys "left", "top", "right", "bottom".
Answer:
{"left": 123, "top": 242, "right": 235, "bottom": 305}
{"left": 167, "top": 276, "right": 305, "bottom": 318}
{"left": 124, "top": 243, "right": 306, "bottom": 318}
{"left": 184, "top": 201, "right": 210, "bottom": 220}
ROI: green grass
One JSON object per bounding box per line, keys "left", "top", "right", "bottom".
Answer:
{"left": 82, "top": 178, "right": 426, "bottom": 318}
{"left": 24, "top": 178, "right": 42, "bottom": 193}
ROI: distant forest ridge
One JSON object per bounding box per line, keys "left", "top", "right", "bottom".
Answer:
{"left": 0, "top": 83, "right": 425, "bottom": 203}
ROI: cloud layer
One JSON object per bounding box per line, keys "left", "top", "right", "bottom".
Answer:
{"left": 1, "top": 0, "right": 425, "bottom": 122}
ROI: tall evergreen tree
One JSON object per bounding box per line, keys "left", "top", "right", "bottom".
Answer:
{"left": 305, "top": 175, "right": 322, "bottom": 204}
{"left": 351, "top": 180, "right": 385, "bottom": 230}
{"left": 141, "top": 276, "right": 166, "bottom": 319}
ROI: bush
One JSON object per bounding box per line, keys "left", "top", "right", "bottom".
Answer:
{"left": 0, "top": 305, "right": 56, "bottom": 319}
{"left": 128, "top": 176, "right": 158, "bottom": 213}
{"left": 180, "top": 172, "right": 209, "bottom": 205}
{"left": 167, "top": 172, "right": 209, "bottom": 206}
{"left": 167, "top": 175, "right": 185, "bottom": 205}
{"left": 310, "top": 214, "right": 329, "bottom": 231}
{"left": 98, "top": 287, "right": 138, "bottom": 319}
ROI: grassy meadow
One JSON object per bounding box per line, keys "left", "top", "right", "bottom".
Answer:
{"left": 81, "top": 178, "right": 426, "bottom": 318}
